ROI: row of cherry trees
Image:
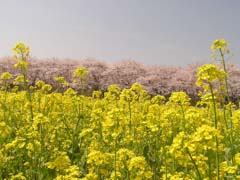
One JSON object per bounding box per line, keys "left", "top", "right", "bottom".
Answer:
{"left": 1, "top": 57, "right": 240, "bottom": 102}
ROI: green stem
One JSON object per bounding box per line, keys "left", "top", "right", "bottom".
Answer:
{"left": 209, "top": 83, "right": 220, "bottom": 180}
{"left": 219, "top": 49, "right": 235, "bottom": 164}
{"left": 219, "top": 49, "right": 230, "bottom": 105}
{"left": 209, "top": 84, "right": 218, "bottom": 129}
{"left": 186, "top": 148, "right": 202, "bottom": 180}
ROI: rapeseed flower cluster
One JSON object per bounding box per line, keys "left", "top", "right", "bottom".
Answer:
{"left": 0, "top": 40, "right": 240, "bottom": 179}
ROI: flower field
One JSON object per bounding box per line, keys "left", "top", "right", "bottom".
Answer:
{"left": 1, "top": 40, "right": 240, "bottom": 179}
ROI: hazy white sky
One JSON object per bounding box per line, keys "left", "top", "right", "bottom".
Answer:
{"left": 0, "top": 0, "right": 239, "bottom": 66}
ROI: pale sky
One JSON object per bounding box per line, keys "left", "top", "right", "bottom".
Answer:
{"left": 0, "top": 0, "right": 239, "bottom": 66}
